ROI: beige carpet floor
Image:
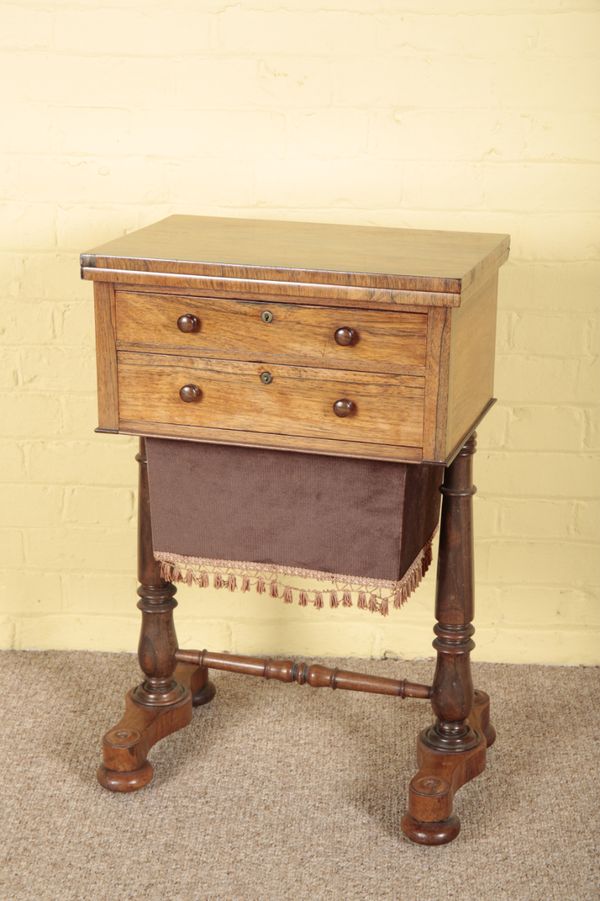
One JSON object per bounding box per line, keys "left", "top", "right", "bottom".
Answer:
{"left": 0, "top": 650, "right": 598, "bottom": 901}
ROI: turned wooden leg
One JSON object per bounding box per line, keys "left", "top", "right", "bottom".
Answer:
{"left": 97, "top": 438, "right": 216, "bottom": 792}
{"left": 402, "top": 433, "right": 495, "bottom": 844}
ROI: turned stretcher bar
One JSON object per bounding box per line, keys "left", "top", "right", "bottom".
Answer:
{"left": 174, "top": 649, "right": 432, "bottom": 699}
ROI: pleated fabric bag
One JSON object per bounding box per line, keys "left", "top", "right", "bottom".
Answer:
{"left": 147, "top": 438, "right": 443, "bottom": 616}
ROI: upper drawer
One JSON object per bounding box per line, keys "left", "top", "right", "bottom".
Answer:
{"left": 114, "top": 291, "right": 427, "bottom": 375}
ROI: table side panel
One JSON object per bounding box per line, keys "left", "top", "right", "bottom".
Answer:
{"left": 93, "top": 282, "right": 119, "bottom": 431}
{"left": 444, "top": 274, "right": 499, "bottom": 457}
{"left": 422, "top": 308, "right": 451, "bottom": 462}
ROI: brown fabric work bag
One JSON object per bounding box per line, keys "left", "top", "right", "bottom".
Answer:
{"left": 147, "top": 439, "right": 443, "bottom": 616}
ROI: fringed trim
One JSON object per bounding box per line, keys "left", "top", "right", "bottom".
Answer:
{"left": 155, "top": 532, "right": 436, "bottom": 617}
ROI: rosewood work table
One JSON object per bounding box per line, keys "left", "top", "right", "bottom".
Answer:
{"left": 81, "top": 215, "right": 509, "bottom": 845}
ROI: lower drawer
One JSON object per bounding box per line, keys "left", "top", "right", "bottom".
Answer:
{"left": 117, "top": 352, "right": 425, "bottom": 449}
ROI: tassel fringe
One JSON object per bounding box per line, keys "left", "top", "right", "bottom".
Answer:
{"left": 156, "top": 532, "right": 436, "bottom": 617}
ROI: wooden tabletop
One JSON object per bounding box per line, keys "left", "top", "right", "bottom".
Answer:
{"left": 82, "top": 215, "right": 509, "bottom": 298}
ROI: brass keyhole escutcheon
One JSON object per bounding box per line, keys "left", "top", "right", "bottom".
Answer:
{"left": 261, "top": 310, "right": 273, "bottom": 323}
{"left": 260, "top": 371, "right": 273, "bottom": 384}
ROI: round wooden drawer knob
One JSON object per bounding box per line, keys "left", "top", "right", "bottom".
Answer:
{"left": 334, "top": 326, "right": 358, "bottom": 346}
{"left": 177, "top": 314, "right": 200, "bottom": 333}
{"left": 333, "top": 398, "right": 356, "bottom": 418}
{"left": 179, "top": 384, "right": 202, "bottom": 403}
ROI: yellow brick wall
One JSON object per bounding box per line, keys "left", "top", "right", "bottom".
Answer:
{"left": 1, "top": 1, "right": 598, "bottom": 664}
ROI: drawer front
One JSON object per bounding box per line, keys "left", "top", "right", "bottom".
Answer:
{"left": 115, "top": 291, "right": 427, "bottom": 375}
{"left": 118, "top": 352, "right": 425, "bottom": 448}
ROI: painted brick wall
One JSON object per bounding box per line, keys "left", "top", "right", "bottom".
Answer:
{"left": 0, "top": 0, "right": 598, "bottom": 664}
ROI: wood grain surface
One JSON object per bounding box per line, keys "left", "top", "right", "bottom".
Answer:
{"left": 86, "top": 216, "right": 509, "bottom": 464}
{"left": 112, "top": 421, "right": 424, "bottom": 463}
{"left": 444, "top": 275, "right": 498, "bottom": 456}
{"left": 117, "top": 351, "right": 425, "bottom": 449}
{"left": 93, "top": 282, "right": 118, "bottom": 431}
{"left": 83, "top": 267, "right": 461, "bottom": 310}
{"left": 115, "top": 290, "right": 427, "bottom": 375}
{"left": 82, "top": 214, "right": 509, "bottom": 298}
{"left": 422, "top": 308, "right": 451, "bottom": 461}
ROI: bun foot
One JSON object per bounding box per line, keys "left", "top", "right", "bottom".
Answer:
{"left": 175, "top": 661, "right": 216, "bottom": 708}
{"left": 483, "top": 721, "right": 496, "bottom": 748}
{"left": 97, "top": 761, "right": 154, "bottom": 793}
{"left": 98, "top": 688, "right": 192, "bottom": 793}
{"left": 192, "top": 679, "right": 216, "bottom": 707}
{"left": 401, "top": 813, "right": 460, "bottom": 845}
{"left": 474, "top": 689, "right": 496, "bottom": 748}
{"left": 402, "top": 696, "right": 490, "bottom": 845}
